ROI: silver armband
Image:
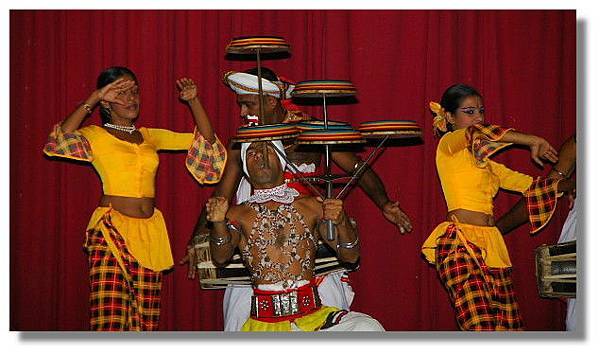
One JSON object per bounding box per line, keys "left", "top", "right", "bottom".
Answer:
{"left": 337, "top": 236, "right": 359, "bottom": 249}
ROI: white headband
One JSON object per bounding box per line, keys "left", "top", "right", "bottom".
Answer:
{"left": 223, "top": 71, "right": 295, "bottom": 99}
{"left": 241, "top": 140, "right": 287, "bottom": 177}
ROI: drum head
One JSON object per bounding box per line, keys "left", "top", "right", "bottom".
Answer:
{"left": 291, "top": 80, "right": 357, "bottom": 98}
{"left": 358, "top": 120, "right": 423, "bottom": 139}
{"left": 226, "top": 36, "right": 291, "bottom": 55}
{"left": 231, "top": 123, "right": 299, "bottom": 143}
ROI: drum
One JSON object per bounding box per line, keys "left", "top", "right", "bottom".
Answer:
{"left": 296, "top": 128, "right": 366, "bottom": 145}
{"left": 535, "top": 240, "right": 576, "bottom": 298}
{"left": 231, "top": 123, "right": 300, "bottom": 143}
{"left": 358, "top": 120, "right": 423, "bottom": 139}
{"left": 195, "top": 233, "right": 349, "bottom": 289}
{"left": 225, "top": 35, "right": 291, "bottom": 55}
{"left": 291, "top": 80, "right": 357, "bottom": 98}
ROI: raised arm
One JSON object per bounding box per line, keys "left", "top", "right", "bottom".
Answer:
{"left": 496, "top": 135, "right": 576, "bottom": 235}
{"left": 500, "top": 130, "right": 558, "bottom": 167}
{"left": 331, "top": 150, "right": 412, "bottom": 234}
{"left": 62, "top": 78, "right": 135, "bottom": 133}
{"left": 176, "top": 77, "right": 216, "bottom": 143}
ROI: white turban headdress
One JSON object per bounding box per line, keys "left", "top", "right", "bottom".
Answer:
{"left": 223, "top": 71, "right": 295, "bottom": 99}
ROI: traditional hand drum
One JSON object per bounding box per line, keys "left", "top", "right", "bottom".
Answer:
{"left": 225, "top": 36, "right": 291, "bottom": 55}
{"left": 358, "top": 120, "right": 423, "bottom": 139}
{"left": 291, "top": 80, "right": 357, "bottom": 98}
{"left": 231, "top": 123, "right": 300, "bottom": 143}
{"left": 195, "top": 233, "right": 349, "bottom": 289}
{"left": 296, "top": 128, "right": 366, "bottom": 145}
{"left": 535, "top": 241, "right": 576, "bottom": 298}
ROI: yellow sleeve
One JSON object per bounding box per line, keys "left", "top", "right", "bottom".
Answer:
{"left": 488, "top": 160, "right": 533, "bottom": 193}
{"left": 145, "top": 128, "right": 194, "bottom": 150}
{"left": 437, "top": 129, "right": 468, "bottom": 156}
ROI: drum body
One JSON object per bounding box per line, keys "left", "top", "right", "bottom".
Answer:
{"left": 535, "top": 241, "right": 576, "bottom": 298}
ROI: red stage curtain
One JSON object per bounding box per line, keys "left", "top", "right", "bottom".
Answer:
{"left": 10, "top": 10, "right": 576, "bottom": 330}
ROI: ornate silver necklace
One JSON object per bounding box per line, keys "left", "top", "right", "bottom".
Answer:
{"left": 246, "top": 183, "right": 299, "bottom": 204}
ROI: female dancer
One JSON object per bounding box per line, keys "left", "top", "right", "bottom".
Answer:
{"left": 422, "top": 83, "right": 572, "bottom": 330}
{"left": 43, "top": 66, "right": 226, "bottom": 330}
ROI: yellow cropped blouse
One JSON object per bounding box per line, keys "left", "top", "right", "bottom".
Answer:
{"left": 422, "top": 127, "right": 534, "bottom": 268}
{"left": 436, "top": 128, "right": 533, "bottom": 215}
{"left": 77, "top": 126, "right": 193, "bottom": 198}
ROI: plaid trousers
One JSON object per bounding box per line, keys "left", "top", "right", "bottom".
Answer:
{"left": 435, "top": 225, "right": 523, "bottom": 330}
{"left": 85, "top": 215, "right": 162, "bottom": 331}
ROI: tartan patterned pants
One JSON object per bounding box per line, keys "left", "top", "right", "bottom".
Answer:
{"left": 85, "top": 219, "right": 162, "bottom": 331}
{"left": 435, "top": 225, "right": 523, "bottom": 330}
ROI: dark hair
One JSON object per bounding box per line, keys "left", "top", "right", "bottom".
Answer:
{"left": 440, "top": 83, "right": 481, "bottom": 115}
{"left": 434, "top": 83, "right": 482, "bottom": 137}
{"left": 243, "top": 66, "right": 279, "bottom": 82}
{"left": 96, "top": 66, "right": 138, "bottom": 124}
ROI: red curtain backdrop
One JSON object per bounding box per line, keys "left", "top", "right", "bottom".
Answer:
{"left": 10, "top": 10, "right": 576, "bottom": 331}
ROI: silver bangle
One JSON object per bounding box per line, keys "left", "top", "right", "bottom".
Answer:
{"left": 226, "top": 222, "right": 240, "bottom": 232}
{"left": 81, "top": 103, "right": 93, "bottom": 114}
{"left": 552, "top": 167, "right": 567, "bottom": 178}
{"left": 209, "top": 233, "right": 231, "bottom": 246}
{"left": 337, "top": 236, "right": 359, "bottom": 249}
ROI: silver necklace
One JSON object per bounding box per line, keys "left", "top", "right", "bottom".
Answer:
{"left": 103, "top": 122, "right": 136, "bottom": 134}
{"left": 246, "top": 183, "right": 299, "bottom": 204}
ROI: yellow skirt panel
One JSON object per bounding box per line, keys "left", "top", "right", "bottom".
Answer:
{"left": 86, "top": 207, "right": 173, "bottom": 272}
{"left": 422, "top": 221, "right": 511, "bottom": 268}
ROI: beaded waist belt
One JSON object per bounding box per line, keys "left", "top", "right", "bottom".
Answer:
{"left": 250, "top": 281, "right": 322, "bottom": 322}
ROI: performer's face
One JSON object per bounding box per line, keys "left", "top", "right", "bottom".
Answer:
{"left": 447, "top": 95, "right": 485, "bottom": 130}
{"left": 236, "top": 94, "right": 278, "bottom": 124}
{"left": 104, "top": 74, "right": 140, "bottom": 122}
{"left": 245, "top": 142, "right": 284, "bottom": 188}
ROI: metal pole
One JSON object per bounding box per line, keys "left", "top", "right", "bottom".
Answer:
{"left": 267, "top": 141, "right": 324, "bottom": 199}
{"left": 335, "top": 135, "right": 389, "bottom": 200}
{"left": 321, "top": 93, "right": 335, "bottom": 241}
{"left": 255, "top": 48, "right": 269, "bottom": 168}
{"left": 256, "top": 48, "right": 265, "bottom": 123}
{"left": 322, "top": 93, "right": 329, "bottom": 128}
